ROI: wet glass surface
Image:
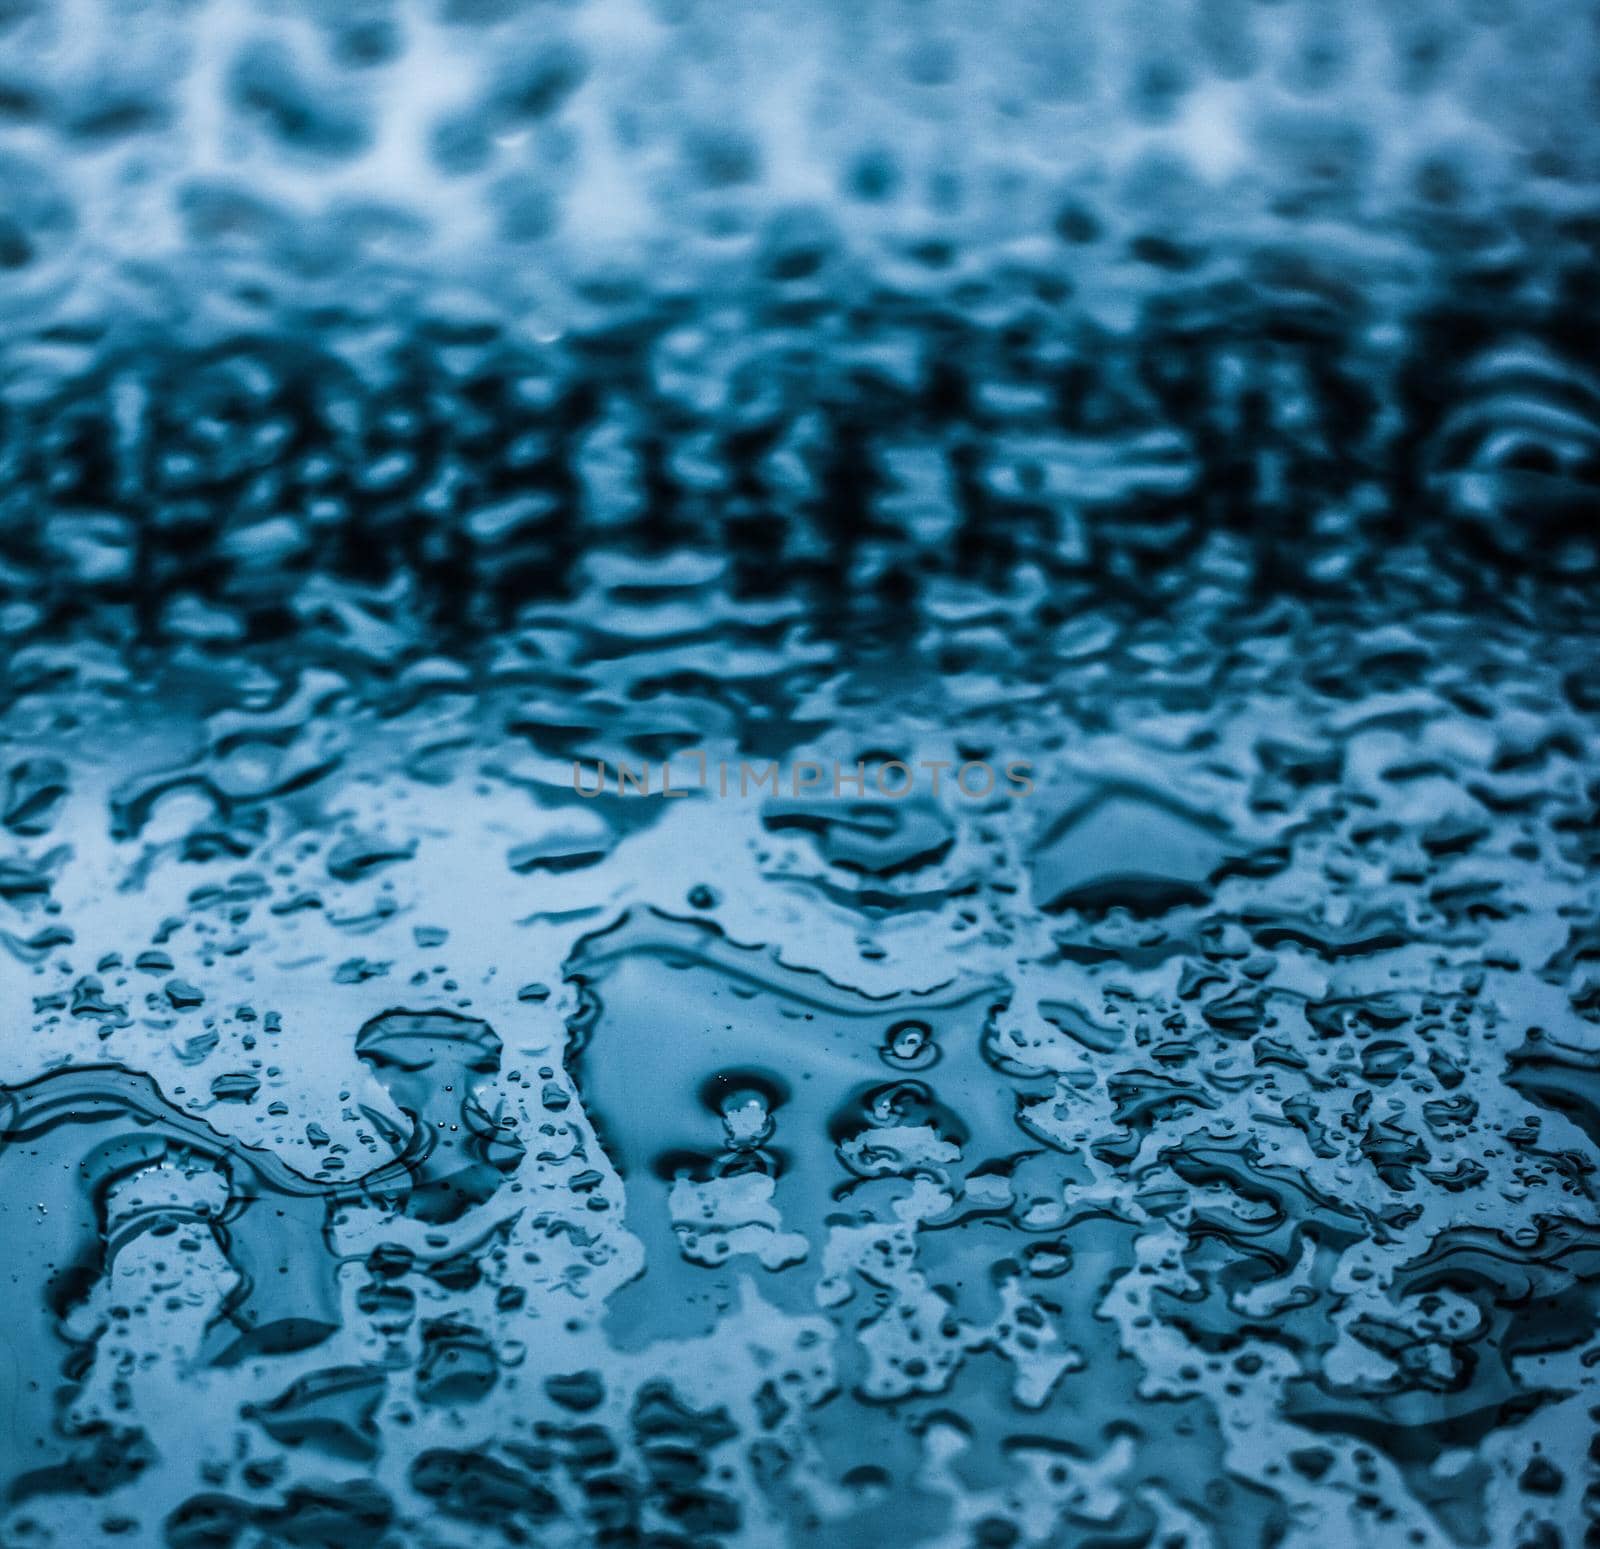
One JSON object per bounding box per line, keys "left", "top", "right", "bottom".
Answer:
{"left": 1, "top": 1, "right": 1599, "bottom": 1546}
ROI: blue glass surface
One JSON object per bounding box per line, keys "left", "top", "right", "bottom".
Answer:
{"left": 0, "top": 3, "right": 1598, "bottom": 1546}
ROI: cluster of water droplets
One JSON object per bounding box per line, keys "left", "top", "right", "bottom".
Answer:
{"left": 2, "top": 1, "right": 1600, "bottom": 1547}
